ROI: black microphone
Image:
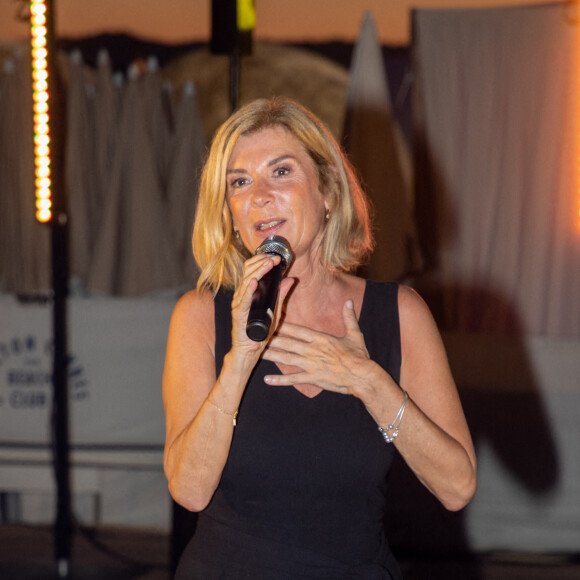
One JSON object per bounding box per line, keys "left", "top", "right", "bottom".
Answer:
{"left": 246, "top": 235, "right": 293, "bottom": 342}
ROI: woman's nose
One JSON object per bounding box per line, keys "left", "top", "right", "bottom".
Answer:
{"left": 251, "top": 180, "right": 273, "bottom": 207}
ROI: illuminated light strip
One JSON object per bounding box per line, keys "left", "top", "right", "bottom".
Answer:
{"left": 30, "top": 0, "right": 52, "bottom": 223}
{"left": 576, "top": 0, "right": 580, "bottom": 232}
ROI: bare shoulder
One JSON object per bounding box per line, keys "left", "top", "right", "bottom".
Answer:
{"left": 397, "top": 285, "right": 435, "bottom": 324}
{"left": 397, "top": 285, "right": 457, "bottom": 414}
{"left": 172, "top": 288, "right": 214, "bottom": 325}
{"left": 173, "top": 287, "right": 214, "bottom": 318}
{"left": 168, "top": 288, "right": 215, "bottom": 354}
{"left": 397, "top": 285, "right": 443, "bottom": 350}
{"left": 164, "top": 288, "right": 216, "bottom": 403}
{"left": 163, "top": 288, "right": 217, "bottom": 450}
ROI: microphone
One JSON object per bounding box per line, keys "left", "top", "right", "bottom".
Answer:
{"left": 246, "top": 235, "right": 293, "bottom": 342}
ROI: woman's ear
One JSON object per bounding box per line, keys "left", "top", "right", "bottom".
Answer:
{"left": 322, "top": 165, "right": 340, "bottom": 211}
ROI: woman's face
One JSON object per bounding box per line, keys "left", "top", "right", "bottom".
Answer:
{"left": 226, "top": 126, "right": 328, "bottom": 263}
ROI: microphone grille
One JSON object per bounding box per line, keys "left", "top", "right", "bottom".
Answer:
{"left": 255, "top": 235, "right": 293, "bottom": 267}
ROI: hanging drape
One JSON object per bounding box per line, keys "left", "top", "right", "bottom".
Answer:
{"left": 0, "top": 49, "right": 206, "bottom": 297}
{"left": 413, "top": 3, "right": 580, "bottom": 338}
{"left": 165, "top": 81, "right": 205, "bottom": 285}
{"left": 87, "top": 58, "right": 183, "bottom": 295}
{"left": 0, "top": 49, "right": 51, "bottom": 294}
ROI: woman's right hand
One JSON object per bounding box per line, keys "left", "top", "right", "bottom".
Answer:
{"left": 230, "top": 253, "right": 294, "bottom": 358}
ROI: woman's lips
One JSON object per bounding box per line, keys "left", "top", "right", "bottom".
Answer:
{"left": 255, "top": 219, "right": 285, "bottom": 232}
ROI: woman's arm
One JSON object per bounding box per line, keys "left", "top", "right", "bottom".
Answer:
{"left": 163, "top": 289, "right": 250, "bottom": 512}
{"left": 163, "top": 254, "right": 294, "bottom": 512}
{"left": 262, "top": 285, "right": 476, "bottom": 511}
{"left": 382, "top": 285, "right": 477, "bottom": 510}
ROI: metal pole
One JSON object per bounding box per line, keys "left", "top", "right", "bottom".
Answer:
{"left": 52, "top": 215, "right": 71, "bottom": 579}
{"left": 43, "top": 0, "right": 72, "bottom": 576}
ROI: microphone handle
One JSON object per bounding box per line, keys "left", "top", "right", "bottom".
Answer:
{"left": 246, "top": 261, "right": 284, "bottom": 342}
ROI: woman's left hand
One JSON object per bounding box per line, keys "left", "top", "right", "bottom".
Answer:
{"left": 261, "top": 300, "right": 381, "bottom": 395}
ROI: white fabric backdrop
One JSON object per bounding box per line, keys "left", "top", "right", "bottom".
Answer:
{"left": 0, "top": 294, "right": 173, "bottom": 446}
{"left": 2, "top": 295, "right": 579, "bottom": 548}
{"left": 445, "top": 332, "right": 580, "bottom": 553}
{"left": 0, "top": 295, "right": 175, "bottom": 529}
{"left": 395, "top": 1, "right": 580, "bottom": 555}
{"left": 413, "top": 2, "right": 580, "bottom": 338}
{"left": 385, "top": 331, "right": 580, "bottom": 554}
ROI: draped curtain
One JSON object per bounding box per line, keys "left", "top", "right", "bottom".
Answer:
{"left": 413, "top": 3, "right": 580, "bottom": 338}
{"left": 0, "top": 49, "right": 205, "bottom": 296}
{"left": 0, "top": 49, "right": 51, "bottom": 294}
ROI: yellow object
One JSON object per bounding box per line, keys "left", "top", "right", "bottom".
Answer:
{"left": 237, "top": 0, "right": 256, "bottom": 32}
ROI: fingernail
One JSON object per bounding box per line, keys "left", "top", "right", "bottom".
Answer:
{"left": 346, "top": 299, "right": 354, "bottom": 309}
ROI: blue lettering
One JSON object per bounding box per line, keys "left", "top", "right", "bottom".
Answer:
{"left": 72, "top": 390, "right": 89, "bottom": 401}
{"left": 8, "top": 370, "right": 51, "bottom": 386}
{"left": 25, "top": 336, "right": 37, "bottom": 351}
{"left": 10, "top": 390, "right": 48, "bottom": 408}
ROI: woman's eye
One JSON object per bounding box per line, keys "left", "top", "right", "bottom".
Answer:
{"left": 274, "top": 166, "right": 290, "bottom": 177}
{"left": 230, "top": 177, "right": 248, "bottom": 188}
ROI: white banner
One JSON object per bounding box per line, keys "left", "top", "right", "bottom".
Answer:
{"left": 0, "top": 294, "right": 176, "bottom": 450}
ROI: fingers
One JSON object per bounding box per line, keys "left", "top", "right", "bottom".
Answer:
{"left": 264, "top": 370, "right": 312, "bottom": 387}
{"left": 268, "top": 300, "right": 361, "bottom": 349}
{"left": 342, "top": 299, "right": 362, "bottom": 335}
{"left": 262, "top": 330, "right": 311, "bottom": 359}
{"left": 238, "top": 254, "right": 281, "bottom": 296}
{"left": 232, "top": 253, "right": 296, "bottom": 352}
{"left": 231, "top": 254, "right": 282, "bottom": 348}
{"left": 270, "top": 321, "right": 316, "bottom": 343}
{"left": 263, "top": 300, "right": 369, "bottom": 393}
{"left": 233, "top": 254, "right": 281, "bottom": 310}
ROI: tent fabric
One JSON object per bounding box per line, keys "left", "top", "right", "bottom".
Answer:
{"left": 412, "top": 3, "right": 580, "bottom": 338}
{"left": 342, "top": 12, "right": 421, "bottom": 282}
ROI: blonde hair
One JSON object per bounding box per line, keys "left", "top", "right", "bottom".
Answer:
{"left": 193, "top": 97, "right": 373, "bottom": 292}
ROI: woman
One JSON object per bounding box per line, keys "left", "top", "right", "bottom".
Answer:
{"left": 163, "top": 97, "right": 477, "bottom": 579}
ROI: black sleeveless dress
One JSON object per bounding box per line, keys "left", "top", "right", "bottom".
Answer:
{"left": 175, "top": 280, "right": 403, "bottom": 579}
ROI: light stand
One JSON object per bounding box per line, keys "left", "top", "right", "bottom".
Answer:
{"left": 31, "top": 1, "right": 72, "bottom": 577}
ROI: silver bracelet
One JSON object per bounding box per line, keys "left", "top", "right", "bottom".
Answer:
{"left": 378, "top": 390, "right": 408, "bottom": 443}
